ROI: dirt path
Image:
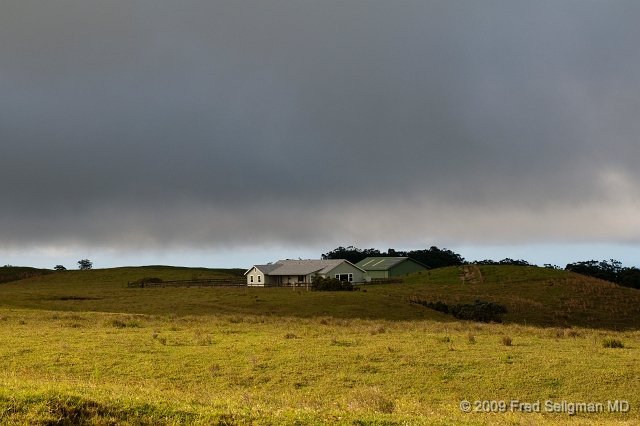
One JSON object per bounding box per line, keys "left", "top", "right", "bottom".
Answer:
{"left": 458, "top": 264, "right": 483, "bottom": 283}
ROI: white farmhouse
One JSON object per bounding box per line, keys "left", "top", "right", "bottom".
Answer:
{"left": 245, "top": 259, "right": 366, "bottom": 287}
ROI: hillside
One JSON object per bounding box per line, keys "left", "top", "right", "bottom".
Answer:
{"left": 400, "top": 265, "right": 640, "bottom": 329}
{"left": 0, "top": 265, "right": 451, "bottom": 322}
{"left": 0, "top": 264, "right": 638, "bottom": 424}
{"left": 0, "top": 264, "right": 638, "bottom": 329}
{"left": 0, "top": 266, "right": 54, "bottom": 284}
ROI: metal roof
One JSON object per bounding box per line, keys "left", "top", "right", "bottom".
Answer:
{"left": 270, "top": 259, "right": 356, "bottom": 275}
{"left": 244, "top": 264, "right": 281, "bottom": 275}
{"left": 247, "top": 259, "right": 365, "bottom": 276}
{"left": 356, "top": 257, "right": 410, "bottom": 270}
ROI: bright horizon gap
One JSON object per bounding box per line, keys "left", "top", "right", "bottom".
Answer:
{"left": 2, "top": 242, "right": 640, "bottom": 270}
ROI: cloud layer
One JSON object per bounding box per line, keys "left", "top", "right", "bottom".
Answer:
{"left": 1, "top": 1, "right": 639, "bottom": 251}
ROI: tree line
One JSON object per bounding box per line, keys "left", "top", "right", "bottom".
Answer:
{"left": 565, "top": 259, "right": 640, "bottom": 289}
{"left": 321, "top": 246, "right": 640, "bottom": 289}
{"left": 321, "top": 246, "right": 465, "bottom": 269}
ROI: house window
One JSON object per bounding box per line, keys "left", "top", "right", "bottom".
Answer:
{"left": 258, "top": 275, "right": 261, "bottom": 283}
{"left": 250, "top": 276, "right": 254, "bottom": 283}
{"left": 335, "top": 273, "right": 353, "bottom": 282}
{"left": 298, "top": 275, "right": 305, "bottom": 282}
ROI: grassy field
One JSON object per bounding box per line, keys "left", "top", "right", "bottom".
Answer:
{"left": 0, "top": 266, "right": 54, "bottom": 284}
{"left": 0, "top": 265, "right": 638, "bottom": 424}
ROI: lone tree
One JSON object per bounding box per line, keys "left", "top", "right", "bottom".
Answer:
{"left": 77, "top": 259, "right": 93, "bottom": 270}
{"left": 54, "top": 265, "right": 66, "bottom": 271}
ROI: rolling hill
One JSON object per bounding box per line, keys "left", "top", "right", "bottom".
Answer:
{"left": 0, "top": 264, "right": 637, "bottom": 329}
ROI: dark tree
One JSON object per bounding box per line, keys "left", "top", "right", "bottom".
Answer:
{"left": 406, "top": 247, "right": 465, "bottom": 268}
{"left": 54, "top": 265, "right": 66, "bottom": 271}
{"left": 565, "top": 259, "right": 640, "bottom": 289}
{"left": 321, "top": 246, "right": 383, "bottom": 264}
{"left": 619, "top": 269, "right": 640, "bottom": 289}
{"left": 321, "top": 245, "right": 465, "bottom": 269}
{"left": 77, "top": 259, "right": 93, "bottom": 270}
{"left": 475, "top": 258, "right": 531, "bottom": 266}
{"left": 565, "top": 259, "right": 621, "bottom": 283}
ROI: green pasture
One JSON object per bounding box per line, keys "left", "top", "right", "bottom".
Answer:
{"left": 0, "top": 265, "right": 638, "bottom": 424}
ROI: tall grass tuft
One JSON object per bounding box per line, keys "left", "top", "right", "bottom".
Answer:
{"left": 602, "top": 338, "right": 624, "bottom": 348}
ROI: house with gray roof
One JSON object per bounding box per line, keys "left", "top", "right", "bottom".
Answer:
{"left": 245, "top": 259, "right": 366, "bottom": 286}
{"left": 355, "top": 257, "right": 428, "bottom": 279}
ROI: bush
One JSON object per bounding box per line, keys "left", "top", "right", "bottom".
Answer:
{"left": 420, "top": 300, "right": 450, "bottom": 314}
{"left": 450, "top": 300, "right": 508, "bottom": 323}
{"left": 105, "top": 319, "right": 127, "bottom": 328}
{"left": 602, "top": 338, "right": 624, "bottom": 348}
{"left": 311, "top": 276, "right": 354, "bottom": 291}
{"left": 412, "top": 299, "right": 507, "bottom": 323}
{"left": 131, "top": 277, "right": 163, "bottom": 285}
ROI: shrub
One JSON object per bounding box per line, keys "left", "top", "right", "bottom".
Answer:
{"left": 311, "top": 276, "right": 354, "bottom": 291}
{"left": 106, "top": 319, "right": 127, "bottom": 328}
{"left": 131, "top": 277, "right": 163, "bottom": 285}
{"left": 421, "top": 300, "right": 449, "bottom": 314}
{"left": 449, "top": 300, "right": 507, "bottom": 323}
{"left": 105, "top": 319, "right": 139, "bottom": 328}
{"left": 501, "top": 336, "right": 513, "bottom": 346}
{"left": 412, "top": 299, "right": 507, "bottom": 323}
{"left": 369, "top": 325, "right": 385, "bottom": 335}
{"left": 602, "top": 338, "right": 624, "bottom": 348}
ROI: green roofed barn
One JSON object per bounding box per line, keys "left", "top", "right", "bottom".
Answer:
{"left": 356, "top": 257, "right": 428, "bottom": 279}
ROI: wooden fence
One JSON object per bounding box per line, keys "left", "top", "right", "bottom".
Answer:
{"left": 369, "top": 278, "right": 403, "bottom": 284}
{"left": 128, "top": 277, "right": 403, "bottom": 288}
{"left": 127, "top": 278, "right": 246, "bottom": 288}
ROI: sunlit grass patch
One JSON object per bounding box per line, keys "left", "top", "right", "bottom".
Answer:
{"left": 0, "top": 310, "right": 637, "bottom": 423}
{"left": 0, "top": 264, "right": 638, "bottom": 424}
{"left": 602, "top": 338, "right": 624, "bottom": 348}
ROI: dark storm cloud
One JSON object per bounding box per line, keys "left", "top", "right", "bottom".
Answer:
{"left": 1, "top": 1, "right": 640, "bottom": 248}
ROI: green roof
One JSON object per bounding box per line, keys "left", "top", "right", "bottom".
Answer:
{"left": 356, "top": 257, "right": 411, "bottom": 271}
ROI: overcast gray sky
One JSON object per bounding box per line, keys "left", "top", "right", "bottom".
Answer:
{"left": 2, "top": 1, "right": 640, "bottom": 268}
